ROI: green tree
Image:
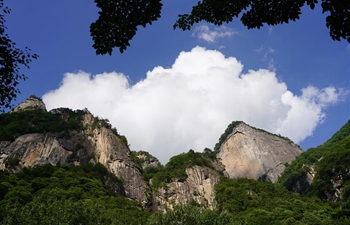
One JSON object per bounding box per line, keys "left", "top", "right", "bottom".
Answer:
{"left": 0, "top": 0, "right": 38, "bottom": 112}
{"left": 147, "top": 204, "right": 234, "bottom": 225}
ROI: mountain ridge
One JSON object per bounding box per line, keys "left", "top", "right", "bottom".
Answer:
{"left": 1, "top": 96, "right": 349, "bottom": 224}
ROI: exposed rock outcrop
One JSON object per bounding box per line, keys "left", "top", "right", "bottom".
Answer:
{"left": 0, "top": 97, "right": 308, "bottom": 209}
{"left": 0, "top": 133, "right": 71, "bottom": 171}
{"left": 134, "top": 151, "right": 161, "bottom": 169}
{"left": 82, "top": 114, "right": 149, "bottom": 204}
{"left": 12, "top": 95, "right": 46, "bottom": 112}
{"left": 154, "top": 165, "right": 220, "bottom": 210}
{"left": 0, "top": 99, "right": 149, "bottom": 205}
{"left": 217, "top": 122, "right": 302, "bottom": 183}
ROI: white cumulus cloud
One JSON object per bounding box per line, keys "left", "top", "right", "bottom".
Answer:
{"left": 43, "top": 46, "right": 342, "bottom": 164}
{"left": 193, "top": 25, "right": 235, "bottom": 43}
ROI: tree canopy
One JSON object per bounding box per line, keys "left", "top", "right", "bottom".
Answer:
{"left": 93, "top": 0, "right": 350, "bottom": 55}
{"left": 0, "top": 0, "right": 37, "bottom": 112}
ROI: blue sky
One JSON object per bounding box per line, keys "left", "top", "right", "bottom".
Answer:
{"left": 5, "top": 1, "right": 349, "bottom": 163}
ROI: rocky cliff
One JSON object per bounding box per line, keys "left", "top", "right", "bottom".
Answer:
{"left": 0, "top": 96, "right": 306, "bottom": 209}
{"left": 217, "top": 122, "right": 302, "bottom": 182}
{"left": 11, "top": 95, "right": 46, "bottom": 112}
{"left": 0, "top": 98, "right": 149, "bottom": 204}
{"left": 154, "top": 165, "right": 220, "bottom": 210}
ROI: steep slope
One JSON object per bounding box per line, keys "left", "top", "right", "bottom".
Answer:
{"left": 217, "top": 121, "right": 302, "bottom": 182}
{"left": 279, "top": 120, "right": 350, "bottom": 202}
{"left": 146, "top": 150, "right": 221, "bottom": 210}
{"left": 133, "top": 150, "right": 161, "bottom": 169}
{"left": 154, "top": 165, "right": 220, "bottom": 210}
{"left": 0, "top": 97, "right": 149, "bottom": 204}
{"left": 11, "top": 95, "right": 46, "bottom": 112}
{"left": 146, "top": 121, "right": 303, "bottom": 210}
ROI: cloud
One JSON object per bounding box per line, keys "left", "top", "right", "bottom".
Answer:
{"left": 255, "top": 46, "right": 263, "bottom": 53}
{"left": 43, "top": 46, "right": 343, "bottom": 164}
{"left": 268, "top": 59, "right": 276, "bottom": 72}
{"left": 193, "top": 25, "right": 235, "bottom": 43}
{"left": 263, "top": 47, "right": 275, "bottom": 61}
{"left": 268, "top": 26, "right": 273, "bottom": 35}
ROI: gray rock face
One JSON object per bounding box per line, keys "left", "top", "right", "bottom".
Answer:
{"left": 0, "top": 133, "right": 72, "bottom": 172}
{"left": 154, "top": 165, "right": 220, "bottom": 210}
{"left": 217, "top": 122, "right": 302, "bottom": 182}
{"left": 12, "top": 96, "right": 46, "bottom": 112}
{"left": 0, "top": 111, "right": 149, "bottom": 205}
{"left": 0, "top": 98, "right": 305, "bottom": 209}
{"left": 135, "top": 151, "right": 161, "bottom": 169}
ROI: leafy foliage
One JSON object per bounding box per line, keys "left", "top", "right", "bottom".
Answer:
{"left": 312, "top": 147, "right": 350, "bottom": 202}
{"left": 148, "top": 204, "right": 234, "bottom": 225}
{"left": 279, "top": 120, "right": 350, "bottom": 196}
{"left": 90, "top": 0, "right": 163, "bottom": 55}
{"left": 0, "top": 0, "right": 38, "bottom": 112}
{"left": 149, "top": 177, "right": 350, "bottom": 224}
{"left": 174, "top": 0, "right": 350, "bottom": 44}
{"left": 89, "top": 0, "right": 350, "bottom": 55}
{"left": 0, "top": 108, "right": 84, "bottom": 141}
{"left": 0, "top": 163, "right": 150, "bottom": 225}
{"left": 214, "top": 178, "right": 345, "bottom": 224}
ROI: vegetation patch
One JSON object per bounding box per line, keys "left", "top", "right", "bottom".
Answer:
{"left": 279, "top": 120, "right": 350, "bottom": 197}
{"left": 0, "top": 163, "right": 150, "bottom": 225}
{"left": 0, "top": 108, "right": 84, "bottom": 141}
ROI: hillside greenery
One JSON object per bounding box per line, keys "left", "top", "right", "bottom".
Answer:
{"left": 312, "top": 146, "right": 350, "bottom": 207}
{"left": 2, "top": 162, "right": 349, "bottom": 225}
{"left": 0, "top": 106, "right": 349, "bottom": 224}
{"left": 0, "top": 108, "right": 84, "bottom": 141}
{"left": 148, "top": 178, "right": 350, "bottom": 224}
{"left": 0, "top": 163, "right": 150, "bottom": 225}
{"left": 279, "top": 120, "right": 350, "bottom": 197}
{"left": 214, "top": 178, "right": 342, "bottom": 224}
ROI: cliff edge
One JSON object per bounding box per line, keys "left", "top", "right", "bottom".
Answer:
{"left": 217, "top": 122, "right": 302, "bottom": 182}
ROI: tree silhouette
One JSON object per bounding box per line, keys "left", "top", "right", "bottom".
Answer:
{"left": 93, "top": 0, "right": 350, "bottom": 55}
{"left": 0, "top": 0, "right": 38, "bottom": 112}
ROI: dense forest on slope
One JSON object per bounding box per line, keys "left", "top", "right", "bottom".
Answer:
{"left": 0, "top": 163, "right": 150, "bottom": 225}
{"left": 2, "top": 163, "right": 349, "bottom": 225}
{"left": 279, "top": 120, "right": 350, "bottom": 200}
{"left": 0, "top": 108, "right": 84, "bottom": 141}
{"left": 149, "top": 178, "right": 350, "bottom": 224}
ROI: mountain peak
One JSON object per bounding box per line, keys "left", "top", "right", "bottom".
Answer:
{"left": 11, "top": 95, "right": 46, "bottom": 112}
{"left": 217, "top": 122, "right": 302, "bottom": 182}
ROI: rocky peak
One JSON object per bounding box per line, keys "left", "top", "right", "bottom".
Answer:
{"left": 0, "top": 106, "right": 149, "bottom": 205}
{"left": 217, "top": 122, "right": 302, "bottom": 182}
{"left": 133, "top": 151, "right": 161, "bottom": 169}
{"left": 12, "top": 95, "right": 46, "bottom": 112}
